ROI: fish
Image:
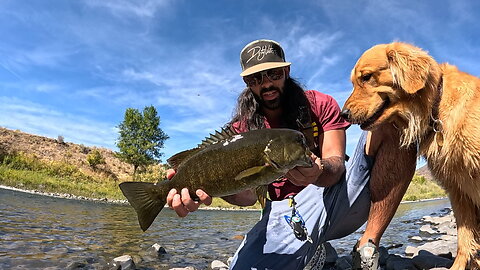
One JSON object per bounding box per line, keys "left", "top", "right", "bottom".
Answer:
{"left": 119, "top": 127, "right": 313, "bottom": 231}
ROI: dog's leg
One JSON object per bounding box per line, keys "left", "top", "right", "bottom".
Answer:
{"left": 449, "top": 185, "right": 480, "bottom": 270}
{"left": 358, "top": 124, "right": 417, "bottom": 247}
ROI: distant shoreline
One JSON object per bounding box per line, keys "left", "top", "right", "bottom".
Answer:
{"left": 0, "top": 184, "right": 448, "bottom": 210}
{"left": 0, "top": 184, "right": 259, "bottom": 211}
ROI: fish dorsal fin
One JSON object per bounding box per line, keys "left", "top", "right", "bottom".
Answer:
{"left": 167, "top": 148, "right": 202, "bottom": 170}
{"left": 198, "top": 126, "right": 238, "bottom": 148}
{"left": 166, "top": 126, "right": 238, "bottom": 169}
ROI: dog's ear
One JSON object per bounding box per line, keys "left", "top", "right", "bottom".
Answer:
{"left": 386, "top": 43, "right": 435, "bottom": 94}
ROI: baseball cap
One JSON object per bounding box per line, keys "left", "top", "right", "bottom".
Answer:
{"left": 239, "top": 39, "right": 291, "bottom": 76}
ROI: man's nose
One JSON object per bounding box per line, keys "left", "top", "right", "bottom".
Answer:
{"left": 259, "top": 74, "right": 273, "bottom": 87}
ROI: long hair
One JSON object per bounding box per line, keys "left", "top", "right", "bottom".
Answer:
{"left": 229, "top": 78, "right": 311, "bottom": 131}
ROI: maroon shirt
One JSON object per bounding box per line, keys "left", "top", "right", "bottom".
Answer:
{"left": 232, "top": 90, "right": 350, "bottom": 200}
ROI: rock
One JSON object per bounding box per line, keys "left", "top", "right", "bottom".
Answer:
{"left": 409, "top": 236, "right": 423, "bottom": 242}
{"left": 385, "top": 254, "right": 417, "bottom": 270}
{"left": 378, "top": 246, "right": 389, "bottom": 266}
{"left": 439, "top": 234, "right": 457, "bottom": 242}
{"left": 147, "top": 243, "right": 167, "bottom": 257}
{"left": 232, "top": 235, "right": 244, "bottom": 240}
{"left": 422, "top": 215, "right": 434, "bottom": 224}
{"left": 405, "top": 246, "right": 419, "bottom": 257}
{"left": 430, "top": 215, "right": 454, "bottom": 225}
{"left": 226, "top": 256, "right": 234, "bottom": 266}
{"left": 419, "top": 225, "right": 438, "bottom": 235}
{"left": 210, "top": 259, "right": 228, "bottom": 270}
{"left": 66, "top": 261, "right": 86, "bottom": 269}
{"left": 335, "top": 256, "right": 353, "bottom": 270}
{"left": 111, "top": 255, "right": 136, "bottom": 270}
{"left": 416, "top": 240, "right": 456, "bottom": 258}
{"left": 169, "top": 267, "right": 196, "bottom": 270}
{"left": 412, "top": 250, "right": 453, "bottom": 269}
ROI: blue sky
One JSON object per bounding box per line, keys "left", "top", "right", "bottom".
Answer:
{"left": 1, "top": 0, "right": 479, "bottom": 164}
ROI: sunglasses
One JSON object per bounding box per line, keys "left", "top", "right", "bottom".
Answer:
{"left": 243, "top": 68, "right": 285, "bottom": 87}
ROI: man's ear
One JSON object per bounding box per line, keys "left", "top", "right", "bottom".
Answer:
{"left": 284, "top": 66, "right": 290, "bottom": 79}
{"left": 386, "top": 42, "right": 435, "bottom": 94}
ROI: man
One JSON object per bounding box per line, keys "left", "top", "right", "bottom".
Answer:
{"left": 166, "top": 39, "right": 416, "bottom": 269}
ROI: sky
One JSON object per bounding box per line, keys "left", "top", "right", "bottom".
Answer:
{"left": 0, "top": 0, "right": 479, "bottom": 165}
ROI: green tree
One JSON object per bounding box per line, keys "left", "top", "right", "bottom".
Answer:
{"left": 116, "top": 106, "right": 169, "bottom": 175}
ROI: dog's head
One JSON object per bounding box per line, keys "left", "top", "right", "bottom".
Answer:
{"left": 342, "top": 42, "right": 442, "bottom": 146}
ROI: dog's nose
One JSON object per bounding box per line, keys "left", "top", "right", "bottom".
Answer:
{"left": 340, "top": 109, "right": 351, "bottom": 120}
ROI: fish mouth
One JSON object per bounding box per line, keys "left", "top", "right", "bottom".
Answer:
{"left": 360, "top": 97, "right": 390, "bottom": 130}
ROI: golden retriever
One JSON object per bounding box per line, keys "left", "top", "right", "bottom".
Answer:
{"left": 342, "top": 42, "right": 480, "bottom": 269}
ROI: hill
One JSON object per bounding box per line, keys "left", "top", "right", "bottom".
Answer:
{"left": 0, "top": 127, "right": 133, "bottom": 182}
{"left": 416, "top": 164, "right": 434, "bottom": 181}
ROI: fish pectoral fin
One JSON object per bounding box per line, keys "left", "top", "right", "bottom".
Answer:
{"left": 263, "top": 139, "right": 281, "bottom": 169}
{"left": 234, "top": 165, "right": 270, "bottom": 181}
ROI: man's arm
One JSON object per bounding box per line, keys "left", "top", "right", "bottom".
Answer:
{"left": 286, "top": 128, "right": 346, "bottom": 187}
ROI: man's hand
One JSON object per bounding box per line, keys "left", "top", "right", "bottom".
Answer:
{"left": 286, "top": 154, "right": 324, "bottom": 186}
{"left": 165, "top": 169, "right": 212, "bottom": 217}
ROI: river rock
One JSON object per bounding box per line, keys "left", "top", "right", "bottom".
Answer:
{"left": 385, "top": 254, "right": 417, "bottom": 270}
{"left": 148, "top": 243, "right": 167, "bottom": 257}
{"left": 411, "top": 250, "right": 453, "bottom": 269}
{"left": 409, "top": 236, "right": 423, "bottom": 242}
{"left": 335, "top": 256, "right": 353, "bottom": 270}
{"left": 111, "top": 255, "right": 136, "bottom": 270}
{"left": 66, "top": 261, "right": 87, "bottom": 269}
{"left": 210, "top": 259, "right": 228, "bottom": 270}
{"left": 405, "top": 245, "right": 419, "bottom": 257}
{"left": 419, "top": 225, "right": 438, "bottom": 235}
{"left": 416, "top": 240, "right": 456, "bottom": 258}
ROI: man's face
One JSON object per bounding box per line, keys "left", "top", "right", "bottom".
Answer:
{"left": 243, "top": 67, "right": 288, "bottom": 110}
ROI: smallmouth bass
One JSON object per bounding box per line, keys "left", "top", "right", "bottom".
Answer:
{"left": 119, "top": 127, "right": 312, "bottom": 231}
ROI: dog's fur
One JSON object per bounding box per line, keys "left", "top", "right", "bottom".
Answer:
{"left": 342, "top": 42, "right": 480, "bottom": 269}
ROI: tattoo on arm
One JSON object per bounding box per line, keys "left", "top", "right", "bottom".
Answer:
{"left": 316, "top": 156, "right": 345, "bottom": 187}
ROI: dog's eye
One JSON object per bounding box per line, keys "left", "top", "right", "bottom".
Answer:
{"left": 361, "top": 73, "right": 372, "bottom": 82}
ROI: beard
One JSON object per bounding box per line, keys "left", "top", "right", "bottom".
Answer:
{"left": 257, "top": 86, "right": 283, "bottom": 110}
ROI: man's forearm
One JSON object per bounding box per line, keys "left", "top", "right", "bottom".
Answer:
{"left": 316, "top": 156, "right": 345, "bottom": 187}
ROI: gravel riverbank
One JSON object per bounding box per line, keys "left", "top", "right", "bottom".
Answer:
{"left": 102, "top": 206, "right": 457, "bottom": 270}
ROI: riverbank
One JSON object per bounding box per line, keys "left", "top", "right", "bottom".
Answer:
{"left": 1, "top": 185, "right": 454, "bottom": 270}
{"left": 65, "top": 203, "right": 458, "bottom": 270}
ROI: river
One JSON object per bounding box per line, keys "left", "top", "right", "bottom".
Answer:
{"left": 0, "top": 187, "right": 451, "bottom": 269}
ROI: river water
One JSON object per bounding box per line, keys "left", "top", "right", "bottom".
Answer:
{"left": 0, "top": 187, "right": 451, "bottom": 269}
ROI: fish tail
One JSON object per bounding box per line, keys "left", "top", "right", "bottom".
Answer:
{"left": 119, "top": 182, "right": 167, "bottom": 231}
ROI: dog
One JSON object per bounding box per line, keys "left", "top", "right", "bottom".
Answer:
{"left": 341, "top": 42, "right": 480, "bottom": 269}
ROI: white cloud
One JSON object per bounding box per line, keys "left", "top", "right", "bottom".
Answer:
{"left": 0, "top": 96, "right": 117, "bottom": 149}
{"left": 83, "top": 0, "right": 174, "bottom": 18}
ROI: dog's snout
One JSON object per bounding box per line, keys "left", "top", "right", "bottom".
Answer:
{"left": 340, "top": 109, "right": 351, "bottom": 120}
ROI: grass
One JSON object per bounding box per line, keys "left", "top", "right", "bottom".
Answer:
{"left": 0, "top": 152, "right": 125, "bottom": 200}
{"left": 0, "top": 151, "right": 447, "bottom": 208}
{"left": 403, "top": 174, "right": 446, "bottom": 201}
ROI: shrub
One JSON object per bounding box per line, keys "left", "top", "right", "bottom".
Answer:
{"left": 86, "top": 149, "right": 106, "bottom": 168}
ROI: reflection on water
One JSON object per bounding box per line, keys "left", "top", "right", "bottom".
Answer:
{"left": 0, "top": 188, "right": 450, "bottom": 269}
{"left": 0, "top": 188, "right": 259, "bottom": 269}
